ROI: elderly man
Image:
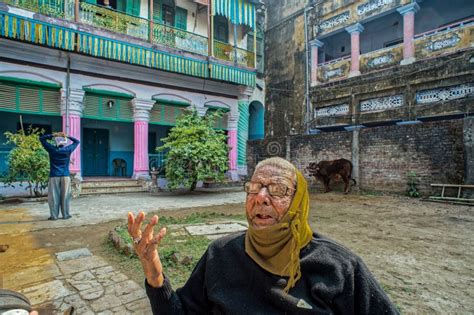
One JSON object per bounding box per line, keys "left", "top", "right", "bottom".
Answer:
{"left": 128, "top": 157, "right": 398, "bottom": 314}
{"left": 40, "top": 132, "right": 80, "bottom": 220}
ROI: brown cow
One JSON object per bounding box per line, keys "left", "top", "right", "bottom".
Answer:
{"left": 306, "top": 158, "right": 356, "bottom": 194}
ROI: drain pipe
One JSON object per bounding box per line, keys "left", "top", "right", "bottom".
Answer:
{"left": 65, "top": 53, "right": 71, "bottom": 134}
{"left": 303, "top": 5, "right": 313, "bottom": 134}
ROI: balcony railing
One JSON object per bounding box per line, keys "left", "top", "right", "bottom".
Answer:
{"left": 80, "top": 2, "right": 148, "bottom": 40}
{"left": 152, "top": 23, "right": 208, "bottom": 56}
{"left": 3, "top": 0, "right": 66, "bottom": 17}
{"left": 1, "top": 0, "right": 257, "bottom": 73}
{"left": 214, "top": 40, "right": 254, "bottom": 67}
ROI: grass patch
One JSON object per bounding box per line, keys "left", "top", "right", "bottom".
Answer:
{"left": 110, "top": 211, "right": 245, "bottom": 288}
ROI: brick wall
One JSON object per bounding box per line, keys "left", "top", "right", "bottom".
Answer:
{"left": 247, "top": 119, "right": 465, "bottom": 195}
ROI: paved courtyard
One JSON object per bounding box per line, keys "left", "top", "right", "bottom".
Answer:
{"left": 0, "top": 189, "right": 246, "bottom": 313}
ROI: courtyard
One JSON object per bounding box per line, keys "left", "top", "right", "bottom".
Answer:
{"left": 0, "top": 189, "right": 472, "bottom": 313}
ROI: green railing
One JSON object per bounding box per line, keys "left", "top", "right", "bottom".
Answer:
{"left": 152, "top": 23, "right": 208, "bottom": 56}
{"left": 3, "top": 0, "right": 66, "bottom": 18}
{"left": 214, "top": 40, "right": 254, "bottom": 67}
{"left": 79, "top": 2, "right": 148, "bottom": 40}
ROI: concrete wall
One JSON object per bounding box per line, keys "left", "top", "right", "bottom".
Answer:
{"left": 264, "top": 0, "right": 307, "bottom": 137}
{"left": 248, "top": 119, "right": 466, "bottom": 195}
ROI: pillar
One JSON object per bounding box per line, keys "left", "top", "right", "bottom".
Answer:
{"left": 464, "top": 117, "right": 474, "bottom": 198}
{"left": 61, "top": 88, "right": 84, "bottom": 180}
{"left": 132, "top": 99, "right": 154, "bottom": 180}
{"left": 397, "top": 3, "right": 420, "bottom": 65}
{"left": 309, "top": 39, "right": 324, "bottom": 86}
{"left": 346, "top": 23, "right": 364, "bottom": 78}
{"left": 227, "top": 112, "right": 239, "bottom": 181}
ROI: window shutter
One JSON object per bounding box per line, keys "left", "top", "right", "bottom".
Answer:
{"left": 153, "top": 0, "right": 163, "bottom": 23}
{"left": 0, "top": 83, "right": 17, "bottom": 112}
{"left": 175, "top": 7, "right": 187, "bottom": 30}
{"left": 126, "top": 0, "right": 140, "bottom": 16}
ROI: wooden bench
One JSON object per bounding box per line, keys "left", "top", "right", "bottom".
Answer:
{"left": 428, "top": 184, "right": 474, "bottom": 205}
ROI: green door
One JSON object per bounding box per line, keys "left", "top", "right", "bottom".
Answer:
{"left": 83, "top": 128, "right": 109, "bottom": 176}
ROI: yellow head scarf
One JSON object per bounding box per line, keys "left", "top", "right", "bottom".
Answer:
{"left": 245, "top": 169, "right": 313, "bottom": 292}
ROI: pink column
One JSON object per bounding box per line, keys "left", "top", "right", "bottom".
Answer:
{"left": 133, "top": 120, "right": 149, "bottom": 177}
{"left": 62, "top": 114, "right": 81, "bottom": 174}
{"left": 227, "top": 129, "right": 237, "bottom": 170}
{"left": 309, "top": 39, "right": 324, "bottom": 85}
{"left": 397, "top": 3, "right": 420, "bottom": 64}
{"left": 346, "top": 23, "right": 364, "bottom": 77}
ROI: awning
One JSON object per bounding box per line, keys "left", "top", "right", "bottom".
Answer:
{"left": 212, "top": 0, "right": 256, "bottom": 29}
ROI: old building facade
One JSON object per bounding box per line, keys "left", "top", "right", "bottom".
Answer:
{"left": 254, "top": 0, "right": 473, "bottom": 194}
{"left": 0, "top": 0, "right": 266, "bottom": 184}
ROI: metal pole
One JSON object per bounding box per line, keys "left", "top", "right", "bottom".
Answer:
{"left": 233, "top": 23, "right": 237, "bottom": 64}
{"left": 149, "top": 0, "right": 154, "bottom": 43}
{"left": 303, "top": 5, "right": 313, "bottom": 134}
{"left": 208, "top": 0, "right": 213, "bottom": 57}
{"left": 65, "top": 53, "right": 71, "bottom": 134}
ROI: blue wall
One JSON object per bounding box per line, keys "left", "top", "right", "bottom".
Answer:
{"left": 249, "top": 101, "right": 264, "bottom": 140}
{"left": 82, "top": 119, "right": 134, "bottom": 177}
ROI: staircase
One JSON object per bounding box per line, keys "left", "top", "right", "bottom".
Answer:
{"left": 80, "top": 177, "right": 148, "bottom": 195}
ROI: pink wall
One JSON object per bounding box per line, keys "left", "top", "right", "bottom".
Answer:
{"left": 62, "top": 114, "right": 81, "bottom": 174}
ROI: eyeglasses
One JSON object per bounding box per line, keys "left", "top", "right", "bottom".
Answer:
{"left": 244, "top": 181, "right": 295, "bottom": 197}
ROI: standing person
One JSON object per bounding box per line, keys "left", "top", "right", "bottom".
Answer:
{"left": 128, "top": 157, "right": 399, "bottom": 314}
{"left": 39, "top": 132, "right": 80, "bottom": 220}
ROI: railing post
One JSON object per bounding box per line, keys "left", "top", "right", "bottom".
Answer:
{"left": 149, "top": 0, "right": 153, "bottom": 43}
{"left": 208, "top": 0, "right": 214, "bottom": 57}
{"left": 74, "top": 0, "right": 79, "bottom": 22}
{"left": 397, "top": 3, "right": 420, "bottom": 65}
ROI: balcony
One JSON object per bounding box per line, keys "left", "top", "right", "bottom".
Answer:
{"left": 0, "top": 0, "right": 258, "bottom": 86}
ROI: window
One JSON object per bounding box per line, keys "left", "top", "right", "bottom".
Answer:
{"left": 162, "top": 4, "right": 175, "bottom": 26}
{"left": 214, "top": 15, "right": 229, "bottom": 43}
{"left": 175, "top": 7, "right": 187, "bottom": 30}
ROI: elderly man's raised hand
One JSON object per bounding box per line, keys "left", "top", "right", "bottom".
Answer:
{"left": 127, "top": 211, "right": 167, "bottom": 288}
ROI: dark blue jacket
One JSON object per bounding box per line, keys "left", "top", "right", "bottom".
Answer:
{"left": 40, "top": 134, "right": 80, "bottom": 177}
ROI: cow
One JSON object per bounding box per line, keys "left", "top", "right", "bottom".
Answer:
{"left": 306, "top": 158, "right": 356, "bottom": 194}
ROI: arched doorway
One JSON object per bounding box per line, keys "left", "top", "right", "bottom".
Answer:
{"left": 248, "top": 101, "right": 264, "bottom": 140}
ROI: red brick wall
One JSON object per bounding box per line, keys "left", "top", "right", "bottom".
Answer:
{"left": 247, "top": 119, "right": 465, "bottom": 194}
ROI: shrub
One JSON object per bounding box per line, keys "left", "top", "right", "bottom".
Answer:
{"left": 406, "top": 171, "right": 420, "bottom": 198}
{"left": 3, "top": 127, "right": 49, "bottom": 197}
{"left": 158, "top": 108, "right": 229, "bottom": 191}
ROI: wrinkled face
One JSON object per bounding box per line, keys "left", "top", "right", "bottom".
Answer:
{"left": 306, "top": 162, "right": 320, "bottom": 176}
{"left": 245, "top": 165, "right": 296, "bottom": 229}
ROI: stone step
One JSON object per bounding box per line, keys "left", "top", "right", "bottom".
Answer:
{"left": 81, "top": 180, "right": 142, "bottom": 188}
{"left": 80, "top": 185, "right": 148, "bottom": 195}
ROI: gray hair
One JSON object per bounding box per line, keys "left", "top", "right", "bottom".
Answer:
{"left": 254, "top": 157, "right": 297, "bottom": 182}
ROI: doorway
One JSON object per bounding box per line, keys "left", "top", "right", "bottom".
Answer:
{"left": 82, "top": 128, "right": 109, "bottom": 176}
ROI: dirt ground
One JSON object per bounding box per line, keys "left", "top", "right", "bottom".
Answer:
{"left": 1, "top": 192, "right": 472, "bottom": 314}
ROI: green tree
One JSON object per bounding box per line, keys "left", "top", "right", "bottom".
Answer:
{"left": 158, "top": 108, "right": 229, "bottom": 191}
{"left": 3, "top": 127, "right": 50, "bottom": 197}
